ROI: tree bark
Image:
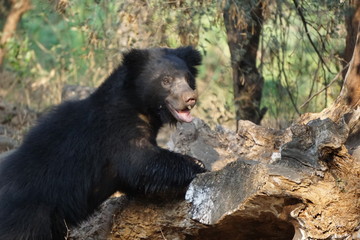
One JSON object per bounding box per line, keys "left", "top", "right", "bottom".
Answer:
{"left": 0, "top": 0, "right": 31, "bottom": 68}
{"left": 338, "top": 25, "right": 360, "bottom": 108}
{"left": 223, "top": 0, "right": 267, "bottom": 129}
{"left": 342, "top": 0, "right": 360, "bottom": 79}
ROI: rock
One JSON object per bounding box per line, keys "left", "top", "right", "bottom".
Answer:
{"left": 0, "top": 135, "right": 16, "bottom": 152}
{"left": 61, "top": 85, "right": 95, "bottom": 101}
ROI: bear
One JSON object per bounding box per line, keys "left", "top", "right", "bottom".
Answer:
{"left": 0, "top": 46, "right": 207, "bottom": 240}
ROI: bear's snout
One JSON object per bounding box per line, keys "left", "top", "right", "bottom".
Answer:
{"left": 182, "top": 90, "right": 197, "bottom": 107}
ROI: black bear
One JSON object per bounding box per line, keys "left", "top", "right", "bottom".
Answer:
{"left": 0, "top": 46, "right": 207, "bottom": 240}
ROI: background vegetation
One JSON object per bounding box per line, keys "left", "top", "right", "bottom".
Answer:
{"left": 0, "top": 0, "right": 352, "bottom": 130}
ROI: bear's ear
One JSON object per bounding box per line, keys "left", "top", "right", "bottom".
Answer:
{"left": 122, "top": 49, "right": 150, "bottom": 80}
{"left": 168, "top": 46, "right": 202, "bottom": 77}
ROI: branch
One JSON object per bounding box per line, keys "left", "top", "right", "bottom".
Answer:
{"left": 300, "top": 62, "right": 350, "bottom": 109}
{"left": 277, "top": 13, "right": 301, "bottom": 116}
{"left": 292, "top": 0, "right": 333, "bottom": 74}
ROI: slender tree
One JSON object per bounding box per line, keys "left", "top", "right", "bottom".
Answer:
{"left": 0, "top": 0, "right": 31, "bottom": 67}
{"left": 223, "top": 0, "right": 267, "bottom": 129}
{"left": 342, "top": 0, "right": 360, "bottom": 79}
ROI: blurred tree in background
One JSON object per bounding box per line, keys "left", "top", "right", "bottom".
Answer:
{"left": 342, "top": 0, "right": 360, "bottom": 78}
{"left": 223, "top": 0, "right": 267, "bottom": 129}
{"left": 0, "top": 0, "right": 354, "bottom": 130}
{"left": 0, "top": 0, "right": 30, "bottom": 66}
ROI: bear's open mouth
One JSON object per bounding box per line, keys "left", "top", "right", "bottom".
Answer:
{"left": 166, "top": 103, "right": 194, "bottom": 123}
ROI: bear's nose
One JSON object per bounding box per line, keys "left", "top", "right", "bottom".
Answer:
{"left": 183, "top": 91, "right": 197, "bottom": 107}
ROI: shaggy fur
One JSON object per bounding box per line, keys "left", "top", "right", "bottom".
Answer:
{"left": 0, "top": 46, "right": 206, "bottom": 240}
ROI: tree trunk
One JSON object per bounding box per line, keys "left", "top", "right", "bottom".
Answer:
{"left": 342, "top": 0, "right": 360, "bottom": 79}
{"left": 223, "top": 0, "right": 267, "bottom": 129}
{"left": 0, "top": 0, "right": 31, "bottom": 68}
{"left": 66, "top": 16, "right": 360, "bottom": 240}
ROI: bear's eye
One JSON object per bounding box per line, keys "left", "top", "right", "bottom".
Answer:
{"left": 162, "top": 76, "right": 173, "bottom": 86}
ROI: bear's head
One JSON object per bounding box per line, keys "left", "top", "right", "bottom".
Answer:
{"left": 123, "top": 46, "right": 202, "bottom": 124}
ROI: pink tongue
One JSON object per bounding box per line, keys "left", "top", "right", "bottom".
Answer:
{"left": 177, "top": 110, "right": 194, "bottom": 123}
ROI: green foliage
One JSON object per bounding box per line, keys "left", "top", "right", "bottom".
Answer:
{"left": 0, "top": 0, "right": 351, "bottom": 129}
{"left": 5, "top": 36, "right": 35, "bottom": 76}
{"left": 259, "top": 0, "right": 345, "bottom": 127}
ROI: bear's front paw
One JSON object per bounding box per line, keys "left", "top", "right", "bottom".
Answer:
{"left": 193, "top": 158, "right": 206, "bottom": 169}
{"left": 187, "top": 157, "right": 208, "bottom": 172}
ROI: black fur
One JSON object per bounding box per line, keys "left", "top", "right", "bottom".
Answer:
{"left": 0, "top": 46, "right": 206, "bottom": 240}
